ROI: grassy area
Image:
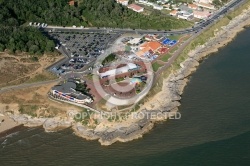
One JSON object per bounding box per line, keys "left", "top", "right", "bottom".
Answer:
{"left": 169, "top": 46, "right": 179, "bottom": 54}
{"left": 18, "top": 103, "right": 64, "bottom": 118}
{"left": 152, "top": 62, "right": 164, "bottom": 72}
{"left": 161, "top": 9, "right": 170, "bottom": 15}
{"left": 102, "top": 53, "right": 117, "bottom": 65}
{"left": 86, "top": 73, "right": 94, "bottom": 80}
{"left": 168, "top": 35, "right": 181, "bottom": 41}
{"left": 74, "top": 109, "right": 89, "bottom": 122}
{"left": 125, "top": 45, "right": 131, "bottom": 52}
{"left": 19, "top": 104, "right": 38, "bottom": 117}
{"left": 26, "top": 71, "right": 57, "bottom": 83}
{"left": 115, "top": 77, "right": 125, "bottom": 82}
{"left": 161, "top": 54, "right": 171, "bottom": 62}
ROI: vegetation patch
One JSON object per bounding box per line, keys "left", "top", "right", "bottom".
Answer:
{"left": 152, "top": 62, "right": 163, "bottom": 72}
{"left": 19, "top": 104, "right": 38, "bottom": 117}
{"left": 161, "top": 54, "right": 171, "bottom": 62}
{"left": 26, "top": 71, "right": 57, "bottom": 83}
{"left": 102, "top": 53, "right": 117, "bottom": 65}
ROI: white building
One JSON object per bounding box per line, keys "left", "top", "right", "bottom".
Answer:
{"left": 116, "top": 0, "right": 129, "bottom": 6}
{"left": 193, "top": 10, "right": 211, "bottom": 19}
{"left": 153, "top": 4, "right": 164, "bottom": 10}
{"left": 98, "top": 63, "right": 138, "bottom": 78}
{"left": 194, "top": 0, "right": 213, "bottom": 4}
{"left": 128, "top": 38, "right": 142, "bottom": 45}
{"left": 51, "top": 81, "right": 93, "bottom": 104}
{"left": 137, "top": 0, "right": 153, "bottom": 6}
{"left": 195, "top": 1, "right": 215, "bottom": 10}
{"left": 178, "top": 11, "right": 194, "bottom": 20}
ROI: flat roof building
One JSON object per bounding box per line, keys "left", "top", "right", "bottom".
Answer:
{"left": 136, "top": 41, "right": 162, "bottom": 58}
{"left": 128, "top": 4, "right": 144, "bottom": 12}
{"left": 116, "top": 0, "right": 129, "bottom": 6}
{"left": 195, "top": 2, "right": 215, "bottom": 10}
{"left": 193, "top": 10, "right": 211, "bottom": 19}
{"left": 99, "top": 63, "right": 138, "bottom": 78}
{"left": 51, "top": 80, "right": 93, "bottom": 104}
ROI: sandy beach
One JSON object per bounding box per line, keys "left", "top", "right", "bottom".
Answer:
{"left": 0, "top": 103, "right": 20, "bottom": 135}
{"left": 0, "top": 114, "right": 19, "bottom": 133}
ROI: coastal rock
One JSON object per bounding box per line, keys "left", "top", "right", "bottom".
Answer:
{"left": 175, "top": 79, "right": 188, "bottom": 95}
{"left": 180, "top": 59, "right": 199, "bottom": 74}
{"left": 25, "top": 117, "right": 47, "bottom": 127}
{"left": 166, "top": 82, "right": 182, "bottom": 100}
{"left": 73, "top": 124, "right": 99, "bottom": 140}
{"left": 161, "top": 101, "right": 180, "bottom": 113}
{"left": 98, "top": 119, "right": 154, "bottom": 146}
{"left": 11, "top": 114, "right": 45, "bottom": 127}
{"left": 43, "top": 118, "right": 72, "bottom": 132}
{"left": 170, "top": 74, "right": 185, "bottom": 81}
{"left": 12, "top": 114, "right": 29, "bottom": 124}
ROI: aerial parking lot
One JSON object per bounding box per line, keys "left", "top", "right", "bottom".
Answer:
{"left": 46, "top": 31, "right": 120, "bottom": 73}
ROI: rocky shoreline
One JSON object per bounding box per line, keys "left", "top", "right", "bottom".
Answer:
{"left": 2, "top": 6, "right": 250, "bottom": 145}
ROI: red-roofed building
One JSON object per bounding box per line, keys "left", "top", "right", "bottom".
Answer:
{"left": 68, "top": 0, "right": 75, "bottom": 6}
{"left": 136, "top": 41, "right": 162, "bottom": 58}
{"left": 158, "top": 47, "right": 169, "bottom": 54}
{"left": 170, "top": 10, "right": 178, "bottom": 16}
{"left": 128, "top": 4, "right": 144, "bottom": 13}
{"left": 140, "top": 41, "right": 162, "bottom": 52}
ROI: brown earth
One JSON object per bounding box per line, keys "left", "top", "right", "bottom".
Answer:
{"left": 0, "top": 83, "right": 83, "bottom": 118}
{"left": 0, "top": 52, "right": 62, "bottom": 87}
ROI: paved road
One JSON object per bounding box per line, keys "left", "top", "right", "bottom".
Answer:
{"left": 0, "top": 79, "right": 61, "bottom": 94}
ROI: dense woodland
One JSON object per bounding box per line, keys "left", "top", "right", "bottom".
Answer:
{"left": 0, "top": 0, "right": 192, "bottom": 54}
{"left": 80, "top": 0, "right": 191, "bottom": 29}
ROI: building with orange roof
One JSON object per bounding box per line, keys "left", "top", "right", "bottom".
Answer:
{"left": 135, "top": 41, "right": 162, "bottom": 58}
{"left": 140, "top": 41, "right": 162, "bottom": 52}
{"left": 170, "top": 10, "right": 178, "bottom": 16}
{"left": 128, "top": 4, "right": 144, "bottom": 13}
